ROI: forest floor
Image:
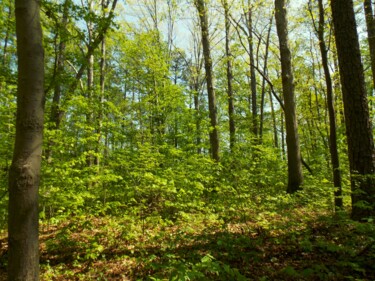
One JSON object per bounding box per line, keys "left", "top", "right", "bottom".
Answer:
{"left": 0, "top": 204, "right": 374, "bottom": 280}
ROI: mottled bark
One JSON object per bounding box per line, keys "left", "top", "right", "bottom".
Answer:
{"left": 8, "top": 0, "right": 45, "bottom": 278}
{"left": 331, "top": 0, "right": 375, "bottom": 220}
{"left": 275, "top": 0, "right": 303, "bottom": 193}
{"left": 195, "top": 0, "right": 220, "bottom": 161}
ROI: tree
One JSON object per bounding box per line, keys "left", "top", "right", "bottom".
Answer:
{"left": 229, "top": 0, "right": 259, "bottom": 141}
{"left": 308, "top": 0, "right": 343, "bottom": 208}
{"left": 8, "top": 0, "right": 44, "bottom": 278}
{"left": 186, "top": 21, "right": 205, "bottom": 154}
{"left": 222, "top": 0, "right": 236, "bottom": 151}
{"left": 97, "top": 0, "right": 108, "bottom": 165}
{"left": 244, "top": 0, "right": 258, "bottom": 140}
{"left": 45, "top": 0, "right": 70, "bottom": 162}
{"left": 364, "top": 0, "right": 375, "bottom": 92}
{"left": 49, "top": 0, "right": 70, "bottom": 131}
{"left": 46, "top": 0, "right": 118, "bottom": 129}
{"left": 274, "top": 0, "right": 303, "bottom": 193}
{"left": 331, "top": 0, "right": 375, "bottom": 220}
{"left": 259, "top": 15, "right": 273, "bottom": 144}
{"left": 317, "top": 0, "right": 342, "bottom": 208}
{"left": 194, "top": 0, "right": 220, "bottom": 161}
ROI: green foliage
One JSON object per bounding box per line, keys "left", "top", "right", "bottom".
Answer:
{"left": 2, "top": 0, "right": 375, "bottom": 280}
{"left": 0, "top": 91, "right": 15, "bottom": 226}
{"left": 167, "top": 254, "right": 247, "bottom": 281}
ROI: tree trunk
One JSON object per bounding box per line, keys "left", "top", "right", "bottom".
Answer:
{"left": 96, "top": 0, "right": 108, "bottom": 166}
{"left": 269, "top": 90, "right": 279, "bottom": 148}
{"left": 331, "top": 0, "right": 375, "bottom": 220}
{"left": 364, "top": 0, "right": 375, "bottom": 93}
{"left": 45, "top": 0, "right": 69, "bottom": 161}
{"left": 54, "top": 0, "right": 118, "bottom": 124}
{"left": 8, "top": 0, "right": 44, "bottom": 278}
{"left": 222, "top": 0, "right": 235, "bottom": 151}
{"left": 96, "top": 34, "right": 105, "bottom": 166}
{"left": 195, "top": 0, "right": 220, "bottom": 161}
{"left": 281, "top": 111, "right": 285, "bottom": 158}
{"left": 315, "top": 0, "right": 343, "bottom": 208}
{"left": 49, "top": 0, "right": 69, "bottom": 130}
{"left": 193, "top": 85, "right": 202, "bottom": 154}
{"left": 86, "top": 0, "right": 95, "bottom": 168}
{"left": 245, "top": 2, "right": 258, "bottom": 139}
{"left": 259, "top": 15, "right": 273, "bottom": 143}
{"left": 190, "top": 28, "right": 203, "bottom": 155}
{"left": 275, "top": 0, "right": 303, "bottom": 193}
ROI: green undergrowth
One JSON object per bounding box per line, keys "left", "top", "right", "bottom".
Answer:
{"left": 1, "top": 188, "right": 374, "bottom": 281}
{"left": 0, "top": 146, "right": 371, "bottom": 280}
{"left": 39, "top": 209, "right": 375, "bottom": 280}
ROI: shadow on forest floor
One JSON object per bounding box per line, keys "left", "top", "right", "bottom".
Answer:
{"left": 0, "top": 209, "right": 374, "bottom": 280}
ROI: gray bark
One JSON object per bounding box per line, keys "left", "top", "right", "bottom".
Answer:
{"left": 8, "top": 0, "right": 45, "bottom": 278}
{"left": 275, "top": 0, "right": 303, "bottom": 193}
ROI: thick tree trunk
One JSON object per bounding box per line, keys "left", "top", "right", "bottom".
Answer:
{"left": 8, "top": 0, "right": 44, "bottom": 278}
{"left": 223, "top": 0, "right": 236, "bottom": 151}
{"left": 331, "top": 0, "right": 375, "bottom": 220}
{"left": 316, "top": 0, "right": 342, "bottom": 208}
{"left": 275, "top": 0, "right": 303, "bottom": 193}
{"left": 195, "top": 0, "right": 220, "bottom": 161}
